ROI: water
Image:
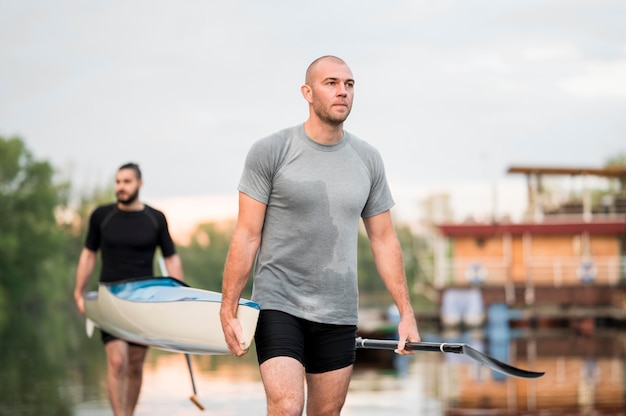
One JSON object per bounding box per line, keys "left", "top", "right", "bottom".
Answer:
{"left": 69, "top": 350, "right": 441, "bottom": 415}
{"left": 1, "top": 311, "right": 625, "bottom": 415}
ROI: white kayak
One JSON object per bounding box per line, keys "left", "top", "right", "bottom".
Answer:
{"left": 84, "top": 277, "right": 260, "bottom": 354}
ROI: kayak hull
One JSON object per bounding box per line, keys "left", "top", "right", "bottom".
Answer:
{"left": 84, "top": 277, "right": 259, "bottom": 355}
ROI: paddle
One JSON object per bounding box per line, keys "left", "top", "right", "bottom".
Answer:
{"left": 157, "top": 256, "right": 205, "bottom": 410}
{"left": 355, "top": 337, "right": 545, "bottom": 379}
{"left": 186, "top": 354, "right": 205, "bottom": 410}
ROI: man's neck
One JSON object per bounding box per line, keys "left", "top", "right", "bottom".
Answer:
{"left": 303, "top": 119, "right": 344, "bottom": 145}
{"left": 117, "top": 201, "right": 144, "bottom": 212}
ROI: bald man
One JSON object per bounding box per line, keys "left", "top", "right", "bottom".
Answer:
{"left": 220, "top": 56, "right": 420, "bottom": 416}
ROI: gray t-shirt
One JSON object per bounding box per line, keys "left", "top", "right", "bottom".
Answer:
{"left": 238, "top": 124, "right": 394, "bottom": 325}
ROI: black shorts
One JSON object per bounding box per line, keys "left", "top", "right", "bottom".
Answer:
{"left": 255, "top": 309, "right": 357, "bottom": 374}
{"left": 100, "top": 330, "right": 146, "bottom": 348}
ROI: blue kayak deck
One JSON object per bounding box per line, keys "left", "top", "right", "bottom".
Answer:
{"left": 88, "top": 277, "right": 259, "bottom": 309}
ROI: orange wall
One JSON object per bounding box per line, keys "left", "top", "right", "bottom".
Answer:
{"left": 449, "top": 233, "right": 621, "bottom": 285}
{"left": 590, "top": 237, "right": 620, "bottom": 257}
{"left": 531, "top": 235, "right": 575, "bottom": 257}
{"left": 453, "top": 236, "right": 505, "bottom": 258}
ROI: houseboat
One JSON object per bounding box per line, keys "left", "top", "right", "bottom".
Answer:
{"left": 434, "top": 165, "right": 626, "bottom": 330}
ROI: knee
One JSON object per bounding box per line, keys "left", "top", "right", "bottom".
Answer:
{"left": 268, "top": 398, "right": 304, "bottom": 416}
{"left": 107, "top": 353, "right": 127, "bottom": 377}
{"left": 307, "top": 400, "right": 345, "bottom": 416}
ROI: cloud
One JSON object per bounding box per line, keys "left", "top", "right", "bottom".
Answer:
{"left": 1, "top": 0, "right": 625, "bottom": 226}
{"left": 559, "top": 60, "right": 626, "bottom": 98}
{"left": 520, "top": 43, "right": 582, "bottom": 61}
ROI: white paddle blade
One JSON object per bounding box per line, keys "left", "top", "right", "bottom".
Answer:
{"left": 86, "top": 318, "right": 95, "bottom": 338}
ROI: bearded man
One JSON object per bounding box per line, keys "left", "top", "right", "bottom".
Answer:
{"left": 74, "top": 162, "right": 184, "bottom": 416}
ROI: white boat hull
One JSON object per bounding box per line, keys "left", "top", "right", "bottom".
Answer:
{"left": 84, "top": 277, "right": 259, "bottom": 354}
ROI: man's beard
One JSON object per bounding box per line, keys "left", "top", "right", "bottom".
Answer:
{"left": 312, "top": 101, "right": 351, "bottom": 126}
{"left": 117, "top": 189, "right": 140, "bottom": 205}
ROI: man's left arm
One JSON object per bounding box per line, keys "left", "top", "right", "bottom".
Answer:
{"left": 363, "top": 210, "right": 421, "bottom": 353}
{"left": 157, "top": 209, "right": 184, "bottom": 281}
{"left": 163, "top": 254, "right": 184, "bottom": 281}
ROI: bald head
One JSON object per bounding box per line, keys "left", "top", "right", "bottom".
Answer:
{"left": 305, "top": 55, "right": 350, "bottom": 85}
{"left": 300, "top": 55, "right": 354, "bottom": 136}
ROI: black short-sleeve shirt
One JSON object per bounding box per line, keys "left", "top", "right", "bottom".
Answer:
{"left": 85, "top": 203, "right": 176, "bottom": 283}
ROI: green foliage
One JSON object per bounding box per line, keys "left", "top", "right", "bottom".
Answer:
{"left": 0, "top": 136, "right": 117, "bottom": 412}
{"left": 0, "top": 133, "right": 433, "bottom": 324}
{"left": 0, "top": 136, "right": 66, "bottom": 313}
{"left": 357, "top": 229, "right": 381, "bottom": 292}
{"left": 177, "top": 219, "right": 426, "bottom": 307}
{"left": 0, "top": 133, "right": 437, "bottom": 413}
{"left": 357, "top": 223, "right": 427, "bottom": 308}
{"left": 604, "top": 152, "right": 626, "bottom": 193}
{"left": 604, "top": 152, "right": 626, "bottom": 168}
{"left": 0, "top": 307, "right": 105, "bottom": 415}
{"left": 177, "top": 221, "right": 242, "bottom": 292}
{"left": 58, "top": 182, "right": 114, "bottom": 294}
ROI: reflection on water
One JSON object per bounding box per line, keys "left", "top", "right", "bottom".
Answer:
{"left": 72, "top": 353, "right": 268, "bottom": 415}
{"left": 1, "top": 311, "right": 626, "bottom": 415}
{"left": 72, "top": 349, "right": 441, "bottom": 416}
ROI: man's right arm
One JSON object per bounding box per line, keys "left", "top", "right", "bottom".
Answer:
{"left": 220, "top": 192, "right": 266, "bottom": 356}
{"left": 74, "top": 248, "right": 97, "bottom": 315}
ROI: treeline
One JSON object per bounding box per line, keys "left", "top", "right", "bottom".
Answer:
{"left": 179, "top": 218, "right": 425, "bottom": 303}
{"left": 0, "top": 135, "right": 431, "bottom": 327}
{"left": 0, "top": 136, "right": 74, "bottom": 320}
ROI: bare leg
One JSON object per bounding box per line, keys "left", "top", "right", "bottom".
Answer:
{"left": 260, "top": 356, "right": 306, "bottom": 416}
{"left": 105, "top": 340, "right": 129, "bottom": 416}
{"left": 306, "top": 365, "right": 353, "bottom": 416}
{"left": 126, "top": 343, "right": 148, "bottom": 415}
{"left": 104, "top": 340, "right": 148, "bottom": 416}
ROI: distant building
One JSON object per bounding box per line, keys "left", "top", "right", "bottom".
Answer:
{"left": 433, "top": 165, "right": 626, "bottom": 326}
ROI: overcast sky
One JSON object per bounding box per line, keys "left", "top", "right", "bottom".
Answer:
{"left": 1, "top": 0, "right": 625, "bottom": 233}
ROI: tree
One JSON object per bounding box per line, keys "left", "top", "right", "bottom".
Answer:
{"left": 178, "top": 221, "right": 237, "bottom": 292}
{"left": 604, "top": 152, "right": 626, "bottom": 168}
{"left": 604, "top": 152, "right": 626, "bottom": 193}
{"left": 0, "top": 136, "right": 65, "bottom": 317}
{"left": 57, "top": 180, "right": 115, "bottom": 295}
{"left": 357, "top": 222, "right": 427, "bottom": 308}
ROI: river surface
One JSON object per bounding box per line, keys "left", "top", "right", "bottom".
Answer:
{"left": 1, "top": 311, "right": 625, "bottom": 415}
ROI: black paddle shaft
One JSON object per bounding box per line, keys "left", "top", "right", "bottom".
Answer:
{"left": 356, "top": 337, "right": 463, "bottom": 353}
{"left": 185, "top": 354, "right": 198, "bottom": 395}
{"left": 355, "top": 337, "right": 545, "bottom": 379}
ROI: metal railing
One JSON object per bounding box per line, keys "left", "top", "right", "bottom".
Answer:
{"left": 526, "top": 256, "right": 623, "bottom": 286}
{"left": 441, "top": 256, "right": 626, "bottom": 287}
